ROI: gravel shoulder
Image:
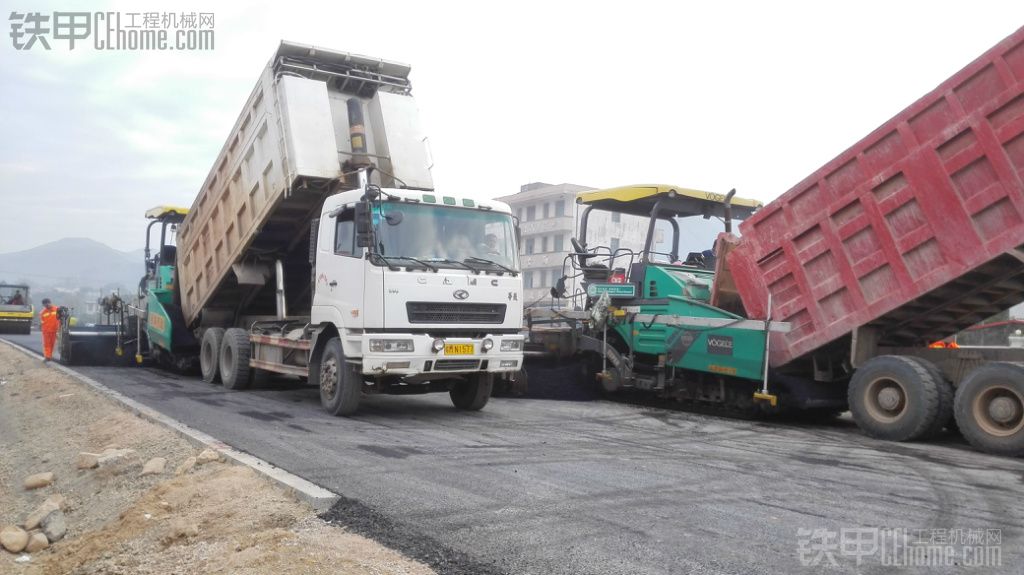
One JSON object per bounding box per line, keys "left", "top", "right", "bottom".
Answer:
{"left": 0, "top": 343, "right": 434, "bottom": 575}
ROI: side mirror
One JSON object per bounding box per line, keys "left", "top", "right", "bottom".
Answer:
{"left": 512, "top": 215, "right": 522, "bottom": 252}
{"left": 355, "top": 202, "right": 373, "bottom": 248}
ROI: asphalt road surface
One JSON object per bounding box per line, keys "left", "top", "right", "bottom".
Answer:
{"left": 5, "top": 332, "right": 1024, "bottom": 574}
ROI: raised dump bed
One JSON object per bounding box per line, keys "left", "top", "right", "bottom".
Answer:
{"left": 175, "top": 41, "right": 432, "bottom": 328}
{"left": 727, "top": 26, "right": 1024, "bottom": 368}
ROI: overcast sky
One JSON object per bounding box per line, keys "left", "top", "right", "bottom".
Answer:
{"left": 1, "top": 0, "right": 1023, "bottom": 253}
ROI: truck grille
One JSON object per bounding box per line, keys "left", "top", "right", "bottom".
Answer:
{"left": 406, "top": 302, "right": 506, "bottom": 324}
{"left": 433, "top": 359, "right": 481, "bottom": 371}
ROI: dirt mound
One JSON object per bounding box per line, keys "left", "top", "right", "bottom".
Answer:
{"left": 0, "top": 342, "right": 433, "bottom": 575}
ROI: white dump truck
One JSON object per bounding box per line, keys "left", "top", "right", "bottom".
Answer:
{"left": 134, "top": 41, "right": 523, "bottom": 414}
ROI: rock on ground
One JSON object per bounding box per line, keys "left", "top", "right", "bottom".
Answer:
{"left": 140, "top": 457, "right": 166, "bottom": 476}
{"left": 43, "top": 493, "right": 66, "bottom": 511}
{"left": 40, "top": 510, "right": 66, "bottom": 543}
{"left": 96, "top": 448, "right": 134, "bottom": 467}
{"left": 23, "top": 472, "right": 54, "bottom": 490}
{"left": 75, "top": 452, "right": 99, "bottom": 470}
{"left": 195, "top": 449, "right": 221, "bottom": 465}
{"left": 24, "top": 533, "right": 48, "bottom": 553}
{"left": 23, "top": 501, "right": 59, "bottom": 531}
{"left": 1, "top": 525, "right": 29, "bottom": 553}
{"left": 175, "top": 456, "right": 197, "bottom": 476}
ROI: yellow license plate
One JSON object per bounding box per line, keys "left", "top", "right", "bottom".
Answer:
{"left": 444, "top": 343, "right": 474, "bottom": 355}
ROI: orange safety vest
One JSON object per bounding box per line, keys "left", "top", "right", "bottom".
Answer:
{"left": 40, "top": 306, "right": 59, "bottom": 333}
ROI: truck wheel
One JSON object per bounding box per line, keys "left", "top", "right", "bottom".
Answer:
{"left": 219, "top": 328, "right": 252, "bottom": 390}
{"left": 848, "top": 355, "right": 941, "bottom": 442}
{"left": 511, "top": 369, "right": 528, "bottom": 396}
{"left": 954, "top": 363, "right": 1024, "bottom": 456}
{"left": 319, "top": 338, "right": 361, "bottom": 416}
{"left": 450, "top": 373, "right": 493, "bottom": 411}
{"left": 200, "top": 328, "right": 225, "bottom": 383}
{"left": 906, "top": 357, "right": 955, "bottom": 437}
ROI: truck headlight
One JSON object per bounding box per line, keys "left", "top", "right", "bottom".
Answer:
{"left": 500, "top": 339, "right": 523, "bottom": 352}
{"left": 481, "top": 338, "right": 494, "bottom": 352}
{"left": 432, "top": 338, "right": 445, "bottom": 353}
{"left": 368, "top": 338, "right": 414, "bottom": 353}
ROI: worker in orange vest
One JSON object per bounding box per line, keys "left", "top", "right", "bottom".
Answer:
{"left": 39, "top": 298, "right": 59, "bottom": 362}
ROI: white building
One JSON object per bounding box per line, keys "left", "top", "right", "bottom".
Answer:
{"left": 497, "top": 183, "right": 650, "bottom": 307}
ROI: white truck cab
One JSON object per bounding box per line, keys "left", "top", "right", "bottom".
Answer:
{"left": 306, "top": 181, "right": 524, "bottom": 414}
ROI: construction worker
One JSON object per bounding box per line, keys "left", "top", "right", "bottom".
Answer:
{"left": 39, "top": 298, "right": 59, "bottom": 362}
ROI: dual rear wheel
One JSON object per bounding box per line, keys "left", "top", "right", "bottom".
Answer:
{"left": 850, "top": 355, "right": 1024, "bottom": 455}
{"left": 198, "top": 327, "right": 252, "bottom": 390}
{"left": 848, "top": 355, "right": 953, "bottom": 442}
{"left": 954, "top": 363, "right": 1024, "bottom": 456}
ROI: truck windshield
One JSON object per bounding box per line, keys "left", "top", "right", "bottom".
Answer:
{"left": 374, "top": 202, "right": 519, "bottom": 271}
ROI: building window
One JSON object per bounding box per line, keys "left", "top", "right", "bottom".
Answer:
{"left": 554, "top": 234, "right": 564, "bottom": 252}
{"left": 526, "top": 237, "right": 535, "bottom": 255}
{"left": 516, "top": 207, "right": 523, "bottom": 221}
{"left": 611, "top": 211, "right": 621, "bottom": 223}
{"left": 524, "top": 270, "right": 534, "bottom": 289}
{"left": 555, "top": 200, "right": 565, "bottom": 217}
{"left": 610, "top": 237, "right": 620, "bottom": 252}
{"left": 526, "top": 205, "right": 536, "bottom": 221}
{"left": 543, "top": 203, "right": 550, "bottom": 218}
{"left": 541, "top": 236, "right": 548, "bottom": 253}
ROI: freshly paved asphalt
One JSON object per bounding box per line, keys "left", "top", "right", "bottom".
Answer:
{"left": 4, "top": 332, "right": 1024, "bottom": 574}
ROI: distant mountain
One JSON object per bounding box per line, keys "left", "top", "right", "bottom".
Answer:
{"left": 0, "top": 238, "right": 145, "bottom": 290}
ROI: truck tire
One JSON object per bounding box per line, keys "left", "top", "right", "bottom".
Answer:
{"left": 219, "top": 328, "right": 252, "bottom": 390}
{"left": 954, "top": 362, "right": 1024, "bottom": 456}
{"left": 906, "top": 357, "right": 955, "bottom": 437}
{"left": 200, "top": 327, "right": 225, "bottom": 383}
{"left": 318, "top": 338, "right": 361, "bottom": 416}
{"left": 450, "top": 373, "right": 493, "bottom": 411}
{"left": 848, "top": 355, "right": 942, "bottom": 442}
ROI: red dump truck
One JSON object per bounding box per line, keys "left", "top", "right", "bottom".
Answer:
{"left": 719, "top": 25, "right": 1024, "bottom": 454}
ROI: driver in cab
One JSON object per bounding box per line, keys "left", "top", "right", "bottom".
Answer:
{"left": 481, "top": 233, "right": 501, "bottom": 256}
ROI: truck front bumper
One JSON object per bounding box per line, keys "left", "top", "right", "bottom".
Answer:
{"left": 358, "top": 333, "right": 525, "bottom": 377}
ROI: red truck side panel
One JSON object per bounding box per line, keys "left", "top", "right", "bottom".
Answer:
{"left": 729, "top": 27, "right": 1024, "bottom": 367}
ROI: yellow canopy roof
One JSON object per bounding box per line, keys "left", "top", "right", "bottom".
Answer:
{"left": 577, "top": 184, "right": 762, "bottom": 220}
{"left": 145, "top": 205, "right": 189, "bottom": 220}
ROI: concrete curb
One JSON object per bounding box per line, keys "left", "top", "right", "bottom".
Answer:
{"left": 1, "top": 339, "right": 340, "bottom": 511}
